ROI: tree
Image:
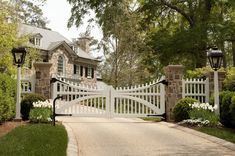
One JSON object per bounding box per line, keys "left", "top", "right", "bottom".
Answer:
{"left": 139, "top": 0, "right": 216, "bottom": 68}
{"left": 68, "top": 0, "right": 154, "bottom": 87}
{"left": 10, "top": 0, "right": 48, "bottom": 28}
{"left": 0, "top": 0, "right": 40, "bottom": 75}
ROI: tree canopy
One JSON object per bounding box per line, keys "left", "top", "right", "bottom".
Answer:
{"left": 66, "top": 0, "right": 235, "bottom": 85}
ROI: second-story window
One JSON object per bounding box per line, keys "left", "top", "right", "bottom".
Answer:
{"left": 29, "top": 37, "right": 41, "bottom": 46}
{"left": 57, "top": 56, "right": 64, "bottom": 74}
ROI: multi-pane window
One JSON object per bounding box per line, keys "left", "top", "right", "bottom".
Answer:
{"left": 73, "top": 64, "right": 80, "bottom": 75}
{"left": 57, "top": 56, "right": 64, "bottom": 74}
{"left": 29, "top": 37, "right": 41, "bottom": 46}
{"left": 85, "top": 67, "right": 94, "bottom": 78}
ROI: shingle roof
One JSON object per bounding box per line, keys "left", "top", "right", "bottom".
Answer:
{"left": 18, "top": 24, "right": 97, "bottom": 61}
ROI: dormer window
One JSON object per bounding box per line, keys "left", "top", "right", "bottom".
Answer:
{"left": 29, "top": 33, "right": 42, "bottom": 46}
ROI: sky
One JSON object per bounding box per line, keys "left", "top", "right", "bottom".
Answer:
{"left": 42, "top": 0, "right": 103, "bottom": 42}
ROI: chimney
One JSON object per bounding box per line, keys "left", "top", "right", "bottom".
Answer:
{"left": 78, "top": 37, "right": 91, "bottom": 53}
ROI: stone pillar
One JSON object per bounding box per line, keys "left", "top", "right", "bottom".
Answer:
{"left": 34, "top": 62, "right": 52, "bottom": 99}
{"left": 205, "top": 71, "right": 226, "bottom": 97}
{"left": 164, "top": 65, "right": 184, "bottom": 121}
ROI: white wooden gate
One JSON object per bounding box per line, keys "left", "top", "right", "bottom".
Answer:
{"left": 52, "top": 77, "right": 165, "bottom": 117}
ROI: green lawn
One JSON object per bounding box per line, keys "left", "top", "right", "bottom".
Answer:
{"left": 196, "top": 127, "right": 235, "bottom": 144}
{"left": 0, "top": 124, "right": 68, "bottom": 156}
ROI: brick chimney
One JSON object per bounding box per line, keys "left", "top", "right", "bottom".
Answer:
{"left": 78, "top": 37, "right": 91, "bottom": 53}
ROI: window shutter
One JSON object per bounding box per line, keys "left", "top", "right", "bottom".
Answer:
{"left": 80, "top": 66, "right": 83, "bottom": 76}
{"left": 85, "top": 67, "right": 88, "bottom": 77}
{"left": 73, "top": 65, "right": 76, "bottom": 74}
{"left": 91, "top": 68, "right": 94, "bottom": 78}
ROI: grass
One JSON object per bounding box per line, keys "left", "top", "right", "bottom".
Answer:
{"left": 0, "top": 124, "right": 68, "bottom": 156}
{"left": 140, "top": 117, "right": 162, "bottom": 122}
{"left": 196, "top": 127, "right": 235, "bottom": 144}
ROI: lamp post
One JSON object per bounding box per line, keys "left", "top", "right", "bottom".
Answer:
{"left": 207, "top": 47, "right": 223, "bottom": 115}
{"left": 11, "top": 47, "right": 27, "bottom": 120}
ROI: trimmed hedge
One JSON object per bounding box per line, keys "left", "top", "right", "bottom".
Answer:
{"left": 173, "top": 97, "right": 198, "bottom": 122}
{"left": 0, "top": 74, "right": 16, "bottom": 123}
{"left": 219, "top": 91, "right": 235, "bottom": 127}
{"left": 20, "top": 93, "right": 47, "bottom": 120}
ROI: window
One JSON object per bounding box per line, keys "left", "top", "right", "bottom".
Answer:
{"left": 57, "top": 56, "right": 64, "bottom": 74}
{"left": 86, "top": 67, "right": 94, "bottom": 78}
{"left": 35, "top": 38, "right": 41, "bottom": 46}
{"left": 80, "top": 66, "right": 83, "bottom": 77}
{"left": 29, "top": 37, "right": 41, "bottom": 46}
{"left": 73, "top": 64, "right": 80, "bottom": 75}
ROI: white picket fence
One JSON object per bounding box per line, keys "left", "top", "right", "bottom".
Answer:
{"left": 52, "top": 77, "right": 165, "bottom": 117}
{"left": 182, "top": 78, "right": 209, "bottom": 103}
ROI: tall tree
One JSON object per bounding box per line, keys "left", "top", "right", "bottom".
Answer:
{"left": 139, "top": 0, "right": 215, "bottom": 68}
{"left": 10, "top": 0, "right": 48, "bottom": 28}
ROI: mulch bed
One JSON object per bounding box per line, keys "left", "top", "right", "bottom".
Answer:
{"left": 0, "top": 121, "right": 27, "bottom": 138}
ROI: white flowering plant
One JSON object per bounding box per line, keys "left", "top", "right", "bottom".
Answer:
{"left": 33, "top": 100, "right": 52, "bottom": 108}
{"left": 30, "top": 100, "right": 52, "bottom": 123}
{"left": 180, "top": 102, "right": 219, "bottom": 127}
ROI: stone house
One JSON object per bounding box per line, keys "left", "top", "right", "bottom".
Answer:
{"left": 19, "top": 24, "right": 100, "bottom": 98}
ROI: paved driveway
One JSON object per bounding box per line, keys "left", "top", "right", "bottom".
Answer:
{"left": 59, "top": 117, "right": 235, "bottom": 156}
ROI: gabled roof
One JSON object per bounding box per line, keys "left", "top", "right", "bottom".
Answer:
{"left": 18, "top": 23, "right": 97, "bottom": 61}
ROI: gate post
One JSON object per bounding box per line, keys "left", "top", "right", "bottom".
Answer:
{"left": 164, "top": 65, "right": 184, "bottom": 121}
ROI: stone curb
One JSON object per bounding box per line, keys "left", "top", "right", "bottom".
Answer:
{"left": 62, "top": 123, "right": 78, "bottom": 156}
{"left": 159, "top": 122, "right": 235, "bottom": 151}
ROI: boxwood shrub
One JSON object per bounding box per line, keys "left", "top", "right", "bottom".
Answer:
{"left": 219, "top": 91, "right": 235, "bottom": 127}
{"left": 0, "top": 74, "right": 16, "bottom": 123}
{"left": 20, "top": 93, "right": 47, "bottom": 120}
{"left": 173, "top": 97, "right": 198, "bottom": 122}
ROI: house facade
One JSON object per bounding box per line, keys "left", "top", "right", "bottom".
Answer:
{"left": 19, "top": 24, "right": 100, "bottom": 98}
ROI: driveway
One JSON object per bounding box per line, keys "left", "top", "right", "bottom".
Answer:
{"left": 58, "top": 117, "right": 235, "bottom": 156}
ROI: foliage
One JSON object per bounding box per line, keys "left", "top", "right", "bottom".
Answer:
{"left": 219, "top": 91, "right": 235, "bottom": 127}
{"left": 0, "top": 1, "right": 40, "bottom": 75}
{"left": 185, "top": 67, "right": 212, "bottom": 79}
{"left": 224, "top": 67, "right": 235, "bottom": 91}
{"left": 29, "top": 107, "right": 52, "bottom": 123}
{"left": 0, "top": 124, "right": 68, "bottom": 156}
{"left": 0, "top": 74, "right": 16, "bottom": 123}
{"left": 29, "top": 100, "right": 52, "bottom": 123}
{"left": 10, "top": 0, "right": 48, "bottom": 28}
{"left": 173, "top": 98, "right": 198, "bottom": 122}
{"left": 230, "top": 96, "right": 235, "bottom": 127}
{"left": 188, "top": 102, "right": 219, "bottom": 126}
{"left": 20, "top": 93, "right": 47, "bottom": 120}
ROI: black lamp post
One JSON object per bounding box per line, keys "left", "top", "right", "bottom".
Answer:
{"left": 11, "top": 47, "right": 27, "bottom": 120}
{"left": 207, "top": 47, "right": 223, "bottom": 115}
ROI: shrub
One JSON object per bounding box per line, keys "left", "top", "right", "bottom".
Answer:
{"left": 29, "top": 100, "right": 52, "bottom": 123}
{"left": 29, "top": 107, "right": 52, "bottom": 123}
{"left": 220, "top": 91, "right": 235, "bottom": 127}
{"left": 0, "top": 74, "right": 16, "bottom": 123}
{"left": 20, "top": 93, "right": 47, "bottom": 120}
{"left": 189, "top": 102, "right": 219, "bottom": 126}
{"left": 185, "top": 67, "right": 212, "bottom": 79}
{"left": 224, "top": 67, "right": 235, "bottom": 91}
{"left": 173, "top": 97, "right": 198, "bottom": 122}
{"left": 230, "top": 96, "right": 235, "bottom": 127}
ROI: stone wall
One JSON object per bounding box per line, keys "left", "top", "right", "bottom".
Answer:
{"left": 164, "top": 65, "right": 184, "bottom": 121}
{"left": 49, "top": 47, "right": 73, "bottom": 78}
{"left": 48, "top": 46, "right": 97, "bottom": 86}
{"left": 34, "top": 62, "right": 52, "bottom": 98}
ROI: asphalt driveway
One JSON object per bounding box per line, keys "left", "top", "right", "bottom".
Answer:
{"left": 58, "top": 117, "right": 235, "bottom": 156}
